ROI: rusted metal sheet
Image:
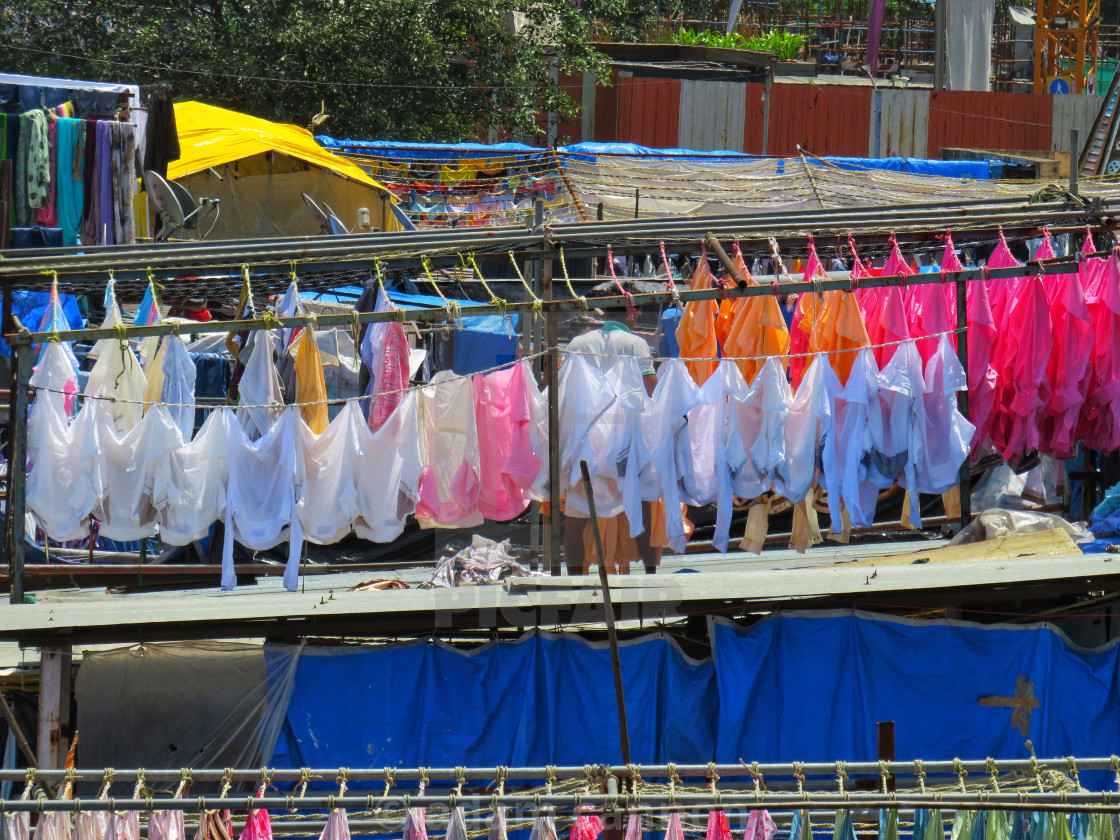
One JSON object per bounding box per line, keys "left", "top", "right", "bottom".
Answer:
{"left": 1051, "top": 94, "right": 1106, "bottom": 152}
{"left": 750, "top": 84, "right": 873, "bottom": 158}
{"left": 927, "top": 91, "right": 1053, "bottom": 156}
{"left": 616, "top": 75, "right": 681, "bottom": 148}
{"left": 593, "top": 70, "right": 621, "bottom": 143}
{"left": 555, "top": 70, "right": 584, "bottom": 145}
{"left": 677, "top": 80, "right": 747, "bottom": 151}
{"left": 877, "top": 89, "right": 930, "bottom": 158}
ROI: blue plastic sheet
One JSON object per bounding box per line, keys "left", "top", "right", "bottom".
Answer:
{"left": 816, "top": 155, "right": 1000, "bottom": 180}
{"left": 314, "top": 138, "right": 546, "bottom": 160}
{"left": 270, "top": 632, "right": 716, "bottom": 768}
{"left": 710, "top": 612, "right": 1120, "bottom": 764}
{"left": 0, "top": 289, "right": 84, "bottom": 356}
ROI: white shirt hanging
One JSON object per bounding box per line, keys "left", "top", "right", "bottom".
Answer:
{"left": 415, "top": 370, "right": 484, "bottom": 529}
{"left": 728, "top": 356, "right": 792, "bottom": 500}
{"left": 93, "top": 402, "right": 182, "bottom": 542}
{"left": 642, "top": 358, "right": 702, "bottom": 552}
{"left": 870, "top": 339, "right": 927, "bottom": 528}
{"left": 353, "top": 390, "right": 424, "bottom": 542}
{"left": 778, "top": 354, "right": 834, "bottom": 505}
{"left": 86, "top": 316, "right": 147, "bottom": 433}
{"left": 916, "top": 334, "right": 975, "bottom": 495}
{"left": 236, "top": 330, "right": 285, "bottom": 441}
{"left": 161, "top": 408, "right": 233, "bottom": 546}
{"left": 27, "top": 399, "right": 101, "bottom": 541}
{"left": 223, "top": 407, "right": 303, "bottom": 591}
{"left": 556, "top": 353, "right": 615, "bottom": 514}
{"left": 296, "top": 400, "right": 366, "bottom": 545}
{"left": 822, "top": 348, "right": 881, "bottom": 530}
{"left": 143, "top": 334, "right": 197, "bottom": 442}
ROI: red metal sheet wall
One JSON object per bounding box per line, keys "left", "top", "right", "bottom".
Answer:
{"left": 555, "top": 71, "right": 583, "bottom": 145}
{"left": 593, "top": 70, "right": 621, "bottom": 143}
{"left": 617, "top": 76, "right": 682, "bottom": 148}
{"left": 926, "top": 91, "right": 1053, "bottom": 157}
{"left": 746, "top": 84, "right": 872, "bottom": 157}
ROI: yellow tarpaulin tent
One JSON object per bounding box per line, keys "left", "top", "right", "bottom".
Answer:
{"left": 169, "top": 101, "right": 383, "bottom": 187}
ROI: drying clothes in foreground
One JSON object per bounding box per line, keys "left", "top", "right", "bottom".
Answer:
{"left": 415, "top": 370, "right": 483, "bottom": 529}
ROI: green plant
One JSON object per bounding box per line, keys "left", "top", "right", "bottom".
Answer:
{"left": 742, "top": 29, "right": 809, "bottom": 60}
{"left": 673, "top": 26, "right": 750, "bottom": 49}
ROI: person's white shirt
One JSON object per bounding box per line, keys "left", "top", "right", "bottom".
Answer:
{"left": 566, "top": 322, "right": 655, "bottom": 376}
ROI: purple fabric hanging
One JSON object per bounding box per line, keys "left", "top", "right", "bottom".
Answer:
{"left": 866, "top": 0, "right": 887, "bottom": 74}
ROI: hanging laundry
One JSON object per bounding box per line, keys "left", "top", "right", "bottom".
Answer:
{"left": 236, "top": 331, "right": 286, "bottom": 441}
{"left": 915, "top": 334, "right": 975, "bottom": 496}
{"left": 664, "top": 812, "right": 685, "bottom": 840}
{"left": 473, "top": 360, "right": 544, "bottom": 521}
{"left": 790, "top": 247, "right": 830, "bottom": 389}
{"left": 987, "top": 236, "right": 1053, "bottom": 466}
{"left": 529, "top": 814, "right": 558, "bottom": 840}
{"left": 402, "top": 805, "right": 427, "bottom": 840}
{"left": 96, "top": 120, "right": 114, "bottom": 244}
{"left": 833, "top": 810, "right": 857, "bottom": 840}
{"left": 296, "top": 401, "right": 365, "bottom": 545}
{"left": 19, "top": 110, "right": 50, "bottom": 218}
{"left": 706, "top": 811, "right": 733, "bottom": 840}
{"left": 723, "top": 264, "right": 791, "bottom": 385}
{"left": 713, "top": 247, "right": 751, "bottom": 346}
{"left": 681, "top": 359, "right": 750, "bottom": 552}
{"left": 864, "top": 241, "right": 912, "bottom": 369}
{"left": 238, "top": 788, "right": 272, "bottom": 840}
{"left": 110, "top": 121, "right": 136, "bottom": 244}
{"left": 75, "top": 811, "right": 109, "bottom": 840}
{"left": 2, "top": 803, "right": 28, "bottom": 840}
{"left": 92, "top": 401, "right": 182, "bottom": 542}
{"left": 416, "top": 371, "right": 483, "bottom": 529}
{"left": 488, "top": 808, "right": 507, "bottom": 840}
{"left": 31, "top": 339, "right": 77, "bottom": 419}
{"left": 1035, "top": 235, "right": 1093, "bottom": 460}
{"left": 676, "top": 250, "right": 720, "bottom": 385}
{"left": 27, "top": 398, "right": 101, "bottom": 541}
{"left": 953, "top": 812, "right": 977, "bottom": 840}
{"left": 744, "top": 810, "right": 776, "bottom": 840}
{"left": 141, "top": 334, "right": 197, "bottom": 443}
{"left": 447, "top": 808, "right": 471, "bottom": 840}
{"left": 108, "top": 809, "right": 140, "bottom": 840}
{"left": 352, "top": 391, "right": 424, "bottom": 543}
{"left": 148, "top": 804, "right": 185, "bottom": 840}
{"left": 161, "top": 409, "right": 233, "bottom": 547}
{"left": 222, "top": 408, "right": 303, "bottom": 592}
{"left": 34, "top": 115, "right": 58, "bottom": 227}
{"left": 1085, "top": 814, "right": 1112, "bottom": 840}
{"left": 86, "top": 303, "right": 147, "bottom": 432}
{"left": 821, "top": 347, "right": 880, "bottom": 530}
{"left": 780, "top": 354, "right": 835, "bottom": 508}
{"left": 194, "top": 812, "right": 231, "bottom": 840}
{"left": 624, "top": 815, "right": 643, "bottom": 840}
{"left": 1078, "top": 253, "right": 1120, "bottom": 452}
{"left": 360, "top": 288, "right": 410, "bottom": 432}
{"left": 879, "top": 809, "right": 899, "bottom": 840}
{"left": 36, "top": 809, "right": 70, "bottom": 840}
{"left": 291, "top": 327, "right": 329, "bottom": 434}
{"left": 728, "top": 355, "right": 792, "bottom": 506}
{"left": 869, "top": 339, "right": 927, "bottom": 527}
{"left": 569, "top": 809, "right": 603, "bottom": 840}
{"left": 790, "top": 811, "right": 812, "bottom": 840}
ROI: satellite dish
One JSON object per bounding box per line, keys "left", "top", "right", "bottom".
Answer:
{"left": 143, "top": 171, "right": 219, "bottom": 241}
{"left": 322, "top": 201, "right": 352, "bottom": 235}
{"left": 389, "top": 201, "right": 419, "bottom": 232}
{"left": 144, "top": 171, "right": 185, "bottom": 231}
{"left": 301, "top": 193, "right": 333, "bottom": 235}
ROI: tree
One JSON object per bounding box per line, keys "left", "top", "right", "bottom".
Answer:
{"left": 0, "top": 0, "right": 607, "bottom": 141}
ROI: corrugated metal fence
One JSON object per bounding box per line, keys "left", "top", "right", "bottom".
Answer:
{"left": 554, "top": 71, "right": 1104, "bottom": 161}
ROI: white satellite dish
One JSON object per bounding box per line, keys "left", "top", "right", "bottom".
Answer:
{"left": 302, "top": 193, "right": 333, "bottom": 235}
{"left": 143, "top": 171, "right": 219, "bottom": 241}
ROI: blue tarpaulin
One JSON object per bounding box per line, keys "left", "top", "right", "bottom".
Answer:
{"left": 816, "top": 155, "right": 1001, "bottom": 180}
{"left": 710, "top": 612, "right": 1120, "bottom": 765}
{"left": 386, "top": 291, "right": 519, "bottom": 376}
{"left": 266, "top": 612, "right": 1120, "bottom": 771}
{"left": 270, "top": 632, "right": 717, "bottom": 768}
{"left": 0, "top": 290, "right": 84, "bottom": 356}
{"left": 314, "top": 138, "right": 546, "bottom": 160}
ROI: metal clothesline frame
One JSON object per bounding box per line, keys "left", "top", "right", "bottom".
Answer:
{"left": 1, "top": 212, "right": 1112, "bottom": 604}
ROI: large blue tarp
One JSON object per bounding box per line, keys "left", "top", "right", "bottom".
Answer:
{"left": 271, "top": 632, "right": 717, "bottom": 768}
{"left": 385, "top": 291, "right": 519, "bottom": 375}
{"left": 816, "top": 155, "right": 1001, "bottom": 180}
{"left": 314, "top": 138, "right": 546, "bottom": 160}
{"left": 267, "top": 611, "right": 1120, "bottom": 771}
{"left": 710, "top": 612, "right": 1120, "bottom": 765}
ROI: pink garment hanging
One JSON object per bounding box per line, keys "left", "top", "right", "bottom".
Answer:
{"left": 744, "top": 810, "right": 778, "bottom": 840}
{"left": 1079, "top": 252, "right": 1120, "bottom": 451}
{"left": 570, "top": 809, "right": 604, "bottom": 840}
{"left": 473, "top": 360, "right": 542, "bottom": 521}
{"left": 318, "top": 810, "right": 350, "bottom": 840}
{"left": 988, "top": 239, "right": 1053, "bottom": 464}
{"left": 1035, "top": 235, "right": 1094, "bottom": 460}
{"left": 940, "top": 236, "right": 999, "bottom": 460}
{"left": 624, "top": 814, "right": 643, "bottom": 840}
{"left": 789, "top": 240, "right": 830, "bottom": 388}
{"left": 863, "top": 239, "right": 912, "bottom": 368}
{"left": 371, "top": 320, "right": 410, "bottom": 431}
{"left": 403, "top": 806, "right": 428, "bottom": 840}
{"left": 238, "top": 787, "right": 273, "bottom": 840}
{"left": 665, "top": 812, "right": 685, "bottom": 840}
{"left": 705, "top": 811, "right": 733, "bottom": 840}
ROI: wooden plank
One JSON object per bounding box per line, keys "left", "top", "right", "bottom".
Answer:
{"left": 1051, "top": 94, "right": 1106, "bottom": 153}
{"left": 37, "top": 646, "right": 70, "bottom": 768}
{"left": 838, "top": 528, "right": 1080, "bottom": 567}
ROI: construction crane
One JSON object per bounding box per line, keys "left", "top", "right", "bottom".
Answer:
{"left": 1035, "top": 0, "right": 1100, "bottom": 94}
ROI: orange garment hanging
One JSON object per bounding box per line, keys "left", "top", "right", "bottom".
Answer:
{"left": 714, "top": 244, "right": 750, "bottom": 345}
{"left": 675, "top": 248, "right": 720, "bottom": 385}
{"left": 292, "top": 327, "right": 329, "bottom": 434}
{"left": 795, "top": 238, "right": 870, "bottom": 386}
{"left": 722, "top": 257, "right": 791, "bottom": 384}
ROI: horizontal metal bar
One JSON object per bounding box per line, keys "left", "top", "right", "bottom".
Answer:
{"left": 2, "top": 793, "right": 1118, "bottom": 814}
{"left": 2, "top": 757, "right": 1105, "bottom": 783}
{"left": 10, "top": 251, "right": 1102, "bottom": 346}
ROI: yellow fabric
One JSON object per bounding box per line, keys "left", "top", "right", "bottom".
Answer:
{"left": 675, "top": 257, "right": 720, "bottom": 385}
{"left": 292, "top": 329, "right": 329, "bottom": 434}
{"left": 168, "top": 101, "right": 385, "bottom": 189}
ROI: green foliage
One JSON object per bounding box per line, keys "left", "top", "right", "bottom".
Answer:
{"left": 672, "top": 26, "right": 807, "bottom": 59}
{"left": 0, "top": 0, "right": 607, "bottom": 142}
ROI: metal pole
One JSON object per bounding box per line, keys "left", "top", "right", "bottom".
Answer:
{"left": 1070, "top": 129, "right": 1080, "bottom": 196}
{"left": 934, "top": 0, "right": 946, "bottom": 89}
{"left": 7, "top": 338, "right": 30, "bottom": 604}
{"left": 579, "top": 460, "right": 631, "bottom": 765}
{"left": 762, "top": 73, "right": 773, "bottom": 155}
{"left": 955, "top": 274, "right": 972, "bottom": 528}
{"left": 544, "top": 251, "right": 562, "bottom": 578}
{"left": 634, "top": 188, "right": 640, "bottom": 219}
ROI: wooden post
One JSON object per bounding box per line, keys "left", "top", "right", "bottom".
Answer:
{"left": 37, "top": 646, "right": 71, "bottom": 768}
{"left": 877, "top": 721, "right": 896, "bottom": 792}
{"left": 7, "top": 338, "right": 30, "bottom": 604}
{"left": 955, "top": 275, "right": 972, "bottom": 527}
